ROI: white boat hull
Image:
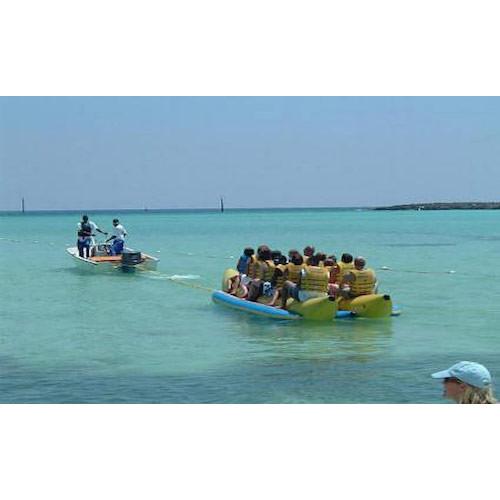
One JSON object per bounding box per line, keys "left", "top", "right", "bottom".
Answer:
{"left": 66, "top": 246, "right": 158, "bottom": 272}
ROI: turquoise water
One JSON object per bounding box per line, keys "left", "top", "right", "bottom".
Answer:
{"left": 1, "top": 209, "right": 499, "bottom": 403}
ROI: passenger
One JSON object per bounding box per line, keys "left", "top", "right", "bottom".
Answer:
{"left": 288, "top": 249, "right": 300, "bottom": 262}
{"left": 268, "top": 255, "right": 288, "bottom": 307}
{"left": 246, "top": 246, "right": 261, "bottom": 280}
{"left": 303, "top": 245, "right": 315, "bottom": 265}
{"left": 236, "top": 247, "right": 255, "bottom": 275}
{"left": 247, "top": 245, "right": 276, "bottom": 302}
{"left": 323, "top": 255, "right": 334, "bottom": 287}
{"left": 76, "top": 217, "right": 93, "bottom": 258}
{"left": 78, "top": 214, "right": 108, "bottom": 246}
{"left": 316, "top": 252, "right": 327, "bottom": 267}
{"left": 271, "top": 250, "right": 283, "bottom": 265}
{"left": 325, "top": 255, "right": 342, "bottom": 297}
{"left": 105, "top": 218, "right": 128, "bottom": 256}
{"left": 280, "top": 253, "right": 329, "bottom": 309}
{"left": 284, "top": 252, "right": 304, "bottom": 285}
{"left": 342, "top": 257, "right": 377, "bottom": 298}
{"left": 228, "top": 247, "right": 255, "bottom": 296}
{"left": 431, "top": 361, "right": 497, "bottom": 404}
{"left": 334, "top": 252, "right": 355, "bottom": 286}
{"left": 323, "top": 255, "right": 336, "bottom": 273}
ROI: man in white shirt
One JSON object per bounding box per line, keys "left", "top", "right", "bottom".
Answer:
{"left": 77, "top": 215, "right": 108, "bottom": 246}
{"left": 106, "top": 218, "right": 127, "bottom": 255}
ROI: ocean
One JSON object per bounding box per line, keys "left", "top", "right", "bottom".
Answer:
{"left": 1, "top": 208, "right": 499, "bottom": 403}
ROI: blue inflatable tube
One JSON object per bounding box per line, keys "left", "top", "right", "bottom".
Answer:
{"left": 212, "top": 290, "right": 301, "bottom": 319}
{"left": 336, "top": 310, "right": 355, "bottom": 319}
{"left": 212, "top": 290, "right": 356, "bottom": 320}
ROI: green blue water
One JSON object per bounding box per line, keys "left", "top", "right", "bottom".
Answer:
{"left": 1, "top": 209, "right": 499, "bottom": 403}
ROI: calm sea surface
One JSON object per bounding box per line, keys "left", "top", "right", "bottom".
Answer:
{"left": 1, "top": 209, "right": 499, "bottom": 403}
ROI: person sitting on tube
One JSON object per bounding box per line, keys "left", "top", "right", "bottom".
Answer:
{"left": 280, "top": 253, "right": 329, "bottom": 309}
{"left": 341, "top": 256, "right": 377, "bottom": 298}
{"left": 228, "top": 247, "right": 255, "bottom": 297}
{"left": 302, "top": 245, "right": 315, "bottom": 265}
{"left": 246, "top": 245, "right": 276, "bottom": 302}
{"left": 316, "top": 252, "right": 327, "bottom": 267}
{"left": 333, "top": 253, "right": 355, "bottom": 287}
{"left": 284, "top": 252, "right": 305, "bottom": 286}
{"left": 268, "top": 254, "right": 288, "bottom": 307}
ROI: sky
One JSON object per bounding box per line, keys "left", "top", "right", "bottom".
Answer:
{"left": 1, "top": 96, "right": 500, "bottom": 211}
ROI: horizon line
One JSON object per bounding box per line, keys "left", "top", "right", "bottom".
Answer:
{"left": 0, "top": 205, "right": 373, "bottom": 214}
{"left": 2, "top": 200, "right": 500, "bottom": 214}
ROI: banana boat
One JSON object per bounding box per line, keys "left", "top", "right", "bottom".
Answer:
{"left": 213, "top": 269, "right": 398, "bottom": 321}
{"left": 212, "top": 269, "right": 338, "bottom": 320}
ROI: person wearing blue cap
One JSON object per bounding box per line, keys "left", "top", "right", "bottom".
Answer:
{"left": 431, "top": 361, "right": 497, "bottom": 404}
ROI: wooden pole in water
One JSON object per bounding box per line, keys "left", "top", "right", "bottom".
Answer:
{"left": 220, "top": 196, "right": 224, "bottom": 213}
{"left": 22, "top": 197, "right": 25, "bottom": 213}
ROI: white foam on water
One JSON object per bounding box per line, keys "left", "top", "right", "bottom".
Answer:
{"left": 141, "top": 272, "right": 200, "bottom": 281}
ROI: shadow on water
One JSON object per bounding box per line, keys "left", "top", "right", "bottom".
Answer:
{"left": 216, "top": 307, "right": 395, "bottom": 363}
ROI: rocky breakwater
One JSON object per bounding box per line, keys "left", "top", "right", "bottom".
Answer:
{"left": 374, "top": 202, "right": 500, "bottom": 211}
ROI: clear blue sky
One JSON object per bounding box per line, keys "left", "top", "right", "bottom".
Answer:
{"left": 1, "top": 97, "right": 499, "bottom": 210}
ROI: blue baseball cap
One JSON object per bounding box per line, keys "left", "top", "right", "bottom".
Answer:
{"left": 431, "top": 361, "right": 492, "bottom": 389}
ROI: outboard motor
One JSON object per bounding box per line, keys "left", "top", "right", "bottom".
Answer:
{"left": 121, "top": 250, "right": 143, "bottom": 272}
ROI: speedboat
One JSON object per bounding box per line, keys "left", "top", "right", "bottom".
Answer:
{"left": 66, "top": 243, "right": 159, "bottom": 272}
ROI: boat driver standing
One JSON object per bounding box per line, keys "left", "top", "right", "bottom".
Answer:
{"left": 76, "top": 218, "right": 92, "bottom": 258}
{"left": 78, "top": 214, "right": 108, "bottom": 246}
{"left": 106, "top": 218, "right": 127, "bottom": 255}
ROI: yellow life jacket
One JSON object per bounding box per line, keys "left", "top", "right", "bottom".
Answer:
{"left": 286, "top": 262, "right": 305, "bottom": 284}
{"left": 349, "top": 268, "right": 376, "bottom": 296}
{"left": 257, "top": 259, "right": 275, "bottom": 281}
{"left": 273, "top": 263, "right": 287, "bottom": 289}
{"left": 336, "top": 261, "right": 354, "bottom": 284}
{"left": 247, "top": 255, "right": 258, "bottom": 279}
{"left": 300, "top": 265, "right": 329, "bottom": 293}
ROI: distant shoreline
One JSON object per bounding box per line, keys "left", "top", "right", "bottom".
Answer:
{"left": 374, "top": 202, "right": 500, "bottom": 211}
{"left": 2, "top": 202, "right": 500, "bottom": 214}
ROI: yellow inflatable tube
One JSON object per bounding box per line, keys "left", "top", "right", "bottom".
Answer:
{"left": 287, "top": 295, "right": 338, "bottom": 321}
{"left": 338, "top": 294, "right": 393, "bottom": 318}
{"left": 222, "top": 268, "right": 240, "bottom": 292}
